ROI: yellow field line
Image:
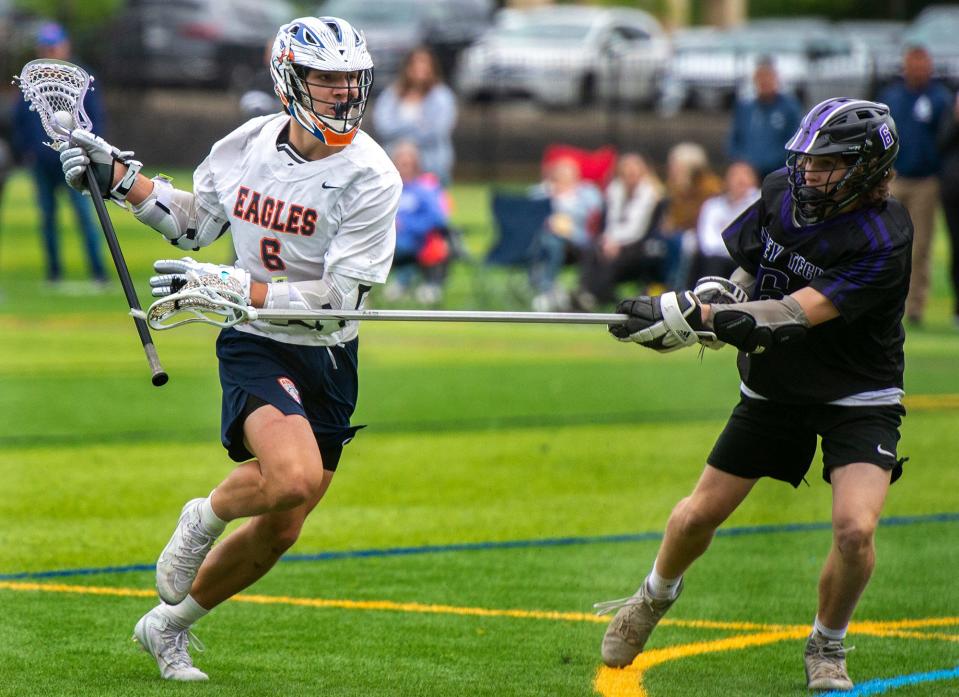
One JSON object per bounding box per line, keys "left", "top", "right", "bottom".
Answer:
{"left": 903, "top": 393, "right": 959, "bottom": 410}
{"left": 594, "top": 617, "right": 959, "bottom": 697}
{"left": 595, "top": 628, "right": 810, "bottom": 697}
{"left": 2, "top": 580, "right": 957, "bottom": 697}
{"left": 0, "top": 581, "right": 821, "bottom": 630}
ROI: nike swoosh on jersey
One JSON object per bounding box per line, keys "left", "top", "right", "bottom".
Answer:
{"left": 877, "top": 444, "right": 895, "bottom": 457}
{"left": 322, "top": 182, "right": 340, "bottom": 189}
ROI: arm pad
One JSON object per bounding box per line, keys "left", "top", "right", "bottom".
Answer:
{"left": 729, "top": 267, "right": 756, "bottom": 296}
{"left": 711, "top": 295, "right": 810, "bottom": 354}
{"left": 265, "top": 272, "right": 367, "bottom": 312}
{"left": 264, "top": 272, "right": 372, "bottom": 336}
{"left": 131, "top": 177, "right": 230, "bottom": 250}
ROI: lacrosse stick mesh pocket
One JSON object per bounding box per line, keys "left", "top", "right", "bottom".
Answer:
{"left": 148, "top": 274, "right": 249, "bottom": 329}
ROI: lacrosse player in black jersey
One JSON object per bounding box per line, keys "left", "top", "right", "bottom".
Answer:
{"left": 596, "top": 99, "right": 912, "bottom": 692}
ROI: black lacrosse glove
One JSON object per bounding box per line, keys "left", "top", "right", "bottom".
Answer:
{"left": 608, "top": 290, "right": 713, "bottom": 352}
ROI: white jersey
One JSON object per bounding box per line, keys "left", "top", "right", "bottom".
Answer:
{"left": 193, "top": 113, "right": 401, "bottom": 346}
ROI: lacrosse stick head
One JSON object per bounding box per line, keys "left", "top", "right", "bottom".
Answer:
{"left": 147, "top": 274, "right": 256, "bottom": 331}
{"left": 14, "top": 58, "right": 93, "bottom": 148}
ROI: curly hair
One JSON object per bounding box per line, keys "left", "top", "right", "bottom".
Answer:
{"left": 862, "top": 168, "right": 896, "bottom": 208}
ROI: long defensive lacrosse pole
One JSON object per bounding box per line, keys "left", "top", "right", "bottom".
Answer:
{"left": 84, "top": 168, "right": 168, "bottom": 386}
{"left": 247, "top": 308, "right": 629, "bottom": 324}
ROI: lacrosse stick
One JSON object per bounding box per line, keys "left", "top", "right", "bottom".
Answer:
{"left": 142, "top": 280, "right": 629, "bottom": 330}
{"left": 16, "top": 59, "right": 168, "bottom": 386}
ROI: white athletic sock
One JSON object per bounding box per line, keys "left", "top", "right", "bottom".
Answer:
{"left": 813, "top": 616, "right": 847, "bottom": 641}
{"left": 200, "top": 491, "right": 227, "bottom": 536}
{"left": 645, "top": 561, "right": 682, "bottom": 600}
{"left": 164, "top": 595, "right": 210, "bottom": 628}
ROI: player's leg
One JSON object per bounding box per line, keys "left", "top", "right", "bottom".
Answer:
{"left": 137, "top": 407, "right": 335, "bottom": 680}
{"left": 818, "top": 462, "right": 891, "bottom": 630}
{"left": 804, "top": 403, "right": 902, "bottom": 691}
{"left": 188, "top": 406, "right": 334, "bottom": 608}
{"left": 597, "top": 465, "right": 756, "bottom": 667}
{"left": 154, "top": 405, "right": 327, "bottom": 605}
{"left": 804, "top": 463, "right": 891, "bottom": 692}
{"left": 598, "top": 396, "right": 816, "bottom": 668}
{"left": 656, "top": 465, "right": 757, "bottom": 577}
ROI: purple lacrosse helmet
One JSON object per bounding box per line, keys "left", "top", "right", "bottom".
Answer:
{"left": 784, "top": 98, "right": 899, "bottom": 225}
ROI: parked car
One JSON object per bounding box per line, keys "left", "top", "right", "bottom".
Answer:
{"left": 99, "top": 0, "right": 295, "bottom": 89}
{"left": 660, "top": 19, "right": 872, "bottom": 111}
{"left": 455, "top": 5, "right": 670, "bottom": 108}
{"left": 834, "top": 20, "right": 907, "bottom": 96}
{"left": 315, "top": 0, "right": 495, "bottom": 88}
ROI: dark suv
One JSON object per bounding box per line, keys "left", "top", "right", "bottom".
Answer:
{"left": 98, "top": 0, "right": 295, "bottom": 89}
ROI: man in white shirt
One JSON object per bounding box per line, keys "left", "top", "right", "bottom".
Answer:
{"left": 59, "top": 16, "right": 401, "bottom": 681}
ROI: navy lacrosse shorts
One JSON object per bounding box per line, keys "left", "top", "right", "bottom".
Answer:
{"left": 216, "top": 327, "right": 363, "bottom": 471}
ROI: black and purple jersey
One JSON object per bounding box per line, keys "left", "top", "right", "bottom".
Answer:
{"left": 721, "top": 170, "right": 913, "bottom": 404}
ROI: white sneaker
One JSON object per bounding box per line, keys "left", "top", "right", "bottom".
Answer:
{"left": 156, "top": 498, "right": 219, "bottom": 605}
{"left": 133, "top": 605, "right": 208, "bottom": 681}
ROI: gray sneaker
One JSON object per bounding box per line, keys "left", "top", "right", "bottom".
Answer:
{"left": 133, "top": 605, "right": 208, "bottom": 681}
{"left": 594, "top": 579, "right": 683, "bottom": 668}
{"left": 156, "top": 498, "right": 219, "bottom": 605}
{"left": 804, "top": 631, "right": 853, "bottom": 691}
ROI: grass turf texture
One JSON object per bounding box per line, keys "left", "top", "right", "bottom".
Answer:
{"left": 1, "top": 172, "right": 958, "bottom": 696}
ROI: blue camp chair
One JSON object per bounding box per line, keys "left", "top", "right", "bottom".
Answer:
{"left": 477, "top": 191, "right": 552, "bottom": 306}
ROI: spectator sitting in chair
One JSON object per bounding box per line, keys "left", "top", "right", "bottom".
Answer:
{"left": 691, "top": 161, "right": 759, "bottom": 281}
{"left": 383, "top": 140, "right": 450, "bottom": 305}
{"left": 529, "top": 156, "right": 603, "bottom": 312}
{"left": 575, "top": 152, "right": 665, "bottom": 309}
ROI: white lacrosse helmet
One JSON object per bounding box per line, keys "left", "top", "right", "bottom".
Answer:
{"left": 270, "top": 16, "right": 374, "bottom": 146}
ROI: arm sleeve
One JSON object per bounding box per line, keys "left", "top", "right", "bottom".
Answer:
{"left": 808, "top": 230, "right": 911, "bottom": 323}
{"left": 324, "top": 170, "right": 402, "bottom": 283}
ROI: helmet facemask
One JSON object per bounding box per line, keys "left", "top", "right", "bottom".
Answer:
{"left": 786, "top": 153, "right": 868, "bottom": 226}
{"left": 284, "top": 60, "right": 374, "bottom": 138}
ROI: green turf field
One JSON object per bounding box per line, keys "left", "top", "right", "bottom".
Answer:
{"left": 1, "top": 172, "right": 958, "bottom": 697}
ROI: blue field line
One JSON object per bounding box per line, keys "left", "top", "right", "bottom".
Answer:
{"left": 2, "top": 512, "right": 957, "bottom": 582}
{"left": 820, "top": 666, "right": 959, "bottom": 696}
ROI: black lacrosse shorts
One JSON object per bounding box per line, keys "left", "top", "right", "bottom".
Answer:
{"left": 216, "top": 327, "right": 363, "bottom": 471}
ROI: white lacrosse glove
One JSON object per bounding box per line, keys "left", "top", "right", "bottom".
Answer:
{"left": 150, "top": 258, "right": 251, "bottom": 302}
{"left": 146, "top": 258, "right": 253, "bottom": 330}
{"left": 608, "top": 290, "right": 716, "bottom": 353}
{"left": 59, "top": 128, "right": 142, "bottom": 203}
{"left": 691, "top": 276, "right": 749, "bottom": 350}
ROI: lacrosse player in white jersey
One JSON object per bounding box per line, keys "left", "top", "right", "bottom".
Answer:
{"left": 59, "top": 17, "right": 401, "bottom": 681}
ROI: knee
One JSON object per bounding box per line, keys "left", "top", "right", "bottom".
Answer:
{"left": 833, "top": 517, "right": 876, "bottom": 559}
{"left": 671, "top": 496, "right": 724, "bottom": 536}
{"left": 263, "top": 461, "right": 325, "bottom": 511}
